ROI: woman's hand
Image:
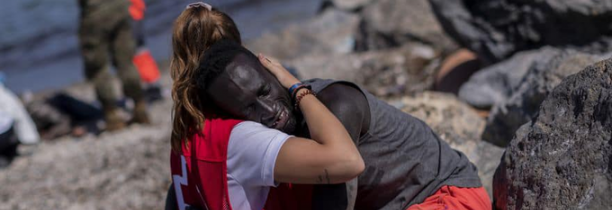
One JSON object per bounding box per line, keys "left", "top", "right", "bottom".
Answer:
{"left": 257, "top": 53, "right": 300, "bottom": 89}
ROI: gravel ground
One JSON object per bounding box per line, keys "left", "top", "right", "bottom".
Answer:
{"left": 0, "top": 77, "right": 174, "bottom": 210}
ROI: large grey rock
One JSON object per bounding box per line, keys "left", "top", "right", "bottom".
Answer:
{"left": 483, "top": 51, "right": 612, "bottom": 146}
{"left": 288, "top": 43, "right": 440, "bottom": 97}
{"left": 429, "top": 0, "right": 612, "bottom": 64}
{"left": 245, "top": 9, "right": 359, "bottom": 60}
{"left": 459, "top": 47, "right": 564, "bottom": 109}
{"left": 355, "top": 0, "right": 457, "bottom": 53}
{"left": 493, "top": 58, "right": 612, "bottom": 209}
{"left": 397, "top": 92, "right": 504, "bottom": 198}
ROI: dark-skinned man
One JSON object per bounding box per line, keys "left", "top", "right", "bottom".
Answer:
{"left": 166, "top": 40, "right": 490, "bottom": 210}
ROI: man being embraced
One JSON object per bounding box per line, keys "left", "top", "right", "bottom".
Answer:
{"left": 167, "top": 3, "right": 490, "bottom": 210}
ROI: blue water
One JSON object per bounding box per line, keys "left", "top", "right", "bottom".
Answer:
{"left": 0, "top": 0, "right": 322, "bottom": 93}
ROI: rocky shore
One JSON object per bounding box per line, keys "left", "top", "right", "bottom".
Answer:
{"left": 1, "top": 0, "right": 611, "bottom": 209}
{"left": 0, "top": 75, "right": 174, "bottom": 210}
{"left": 250, "top": 0, "right": 612, "bottom": 208}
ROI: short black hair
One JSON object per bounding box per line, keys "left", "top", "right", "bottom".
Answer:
{"left": 194, "top": 39, "right": 257, "bottom": 91}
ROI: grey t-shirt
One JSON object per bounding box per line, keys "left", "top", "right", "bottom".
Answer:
{"left": 303, "top": 79, "right": 482, "bottom": 209}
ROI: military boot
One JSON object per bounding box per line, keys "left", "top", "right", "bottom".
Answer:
{"left": 130, "top": 100, "right": 151, "bottom": 125}
{"left": 105, "top": 108, "right": 126, "bottom": 131}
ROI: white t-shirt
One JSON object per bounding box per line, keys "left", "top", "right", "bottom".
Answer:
{"left": 226, "top": 121, "right": 290, "bottom": 210}
{"left": 0, "top": 111, "right": 14, "bottom": 134}
{"left": 0, "top": 85, "right": 39, "bottom": 144}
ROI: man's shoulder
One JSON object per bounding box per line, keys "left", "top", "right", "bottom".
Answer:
{"left": 317, "top": 83, "right": 371, "bottom": 134}
{"left": 317, "top": 82, "right": 366, "bottom": 109}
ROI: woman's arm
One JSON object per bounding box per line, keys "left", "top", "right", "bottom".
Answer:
{"left": 257, "top": 54, "right": 365, "bottom": 185}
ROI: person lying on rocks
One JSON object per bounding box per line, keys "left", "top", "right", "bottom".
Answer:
{"left": 23, "top": 92, "right": 105, "bottom": 139}
{"left": 0, "top": 77, "right": 40, "bottom": 167}
{"left": 166, "top": 3, "right": 491, "bottom": 210}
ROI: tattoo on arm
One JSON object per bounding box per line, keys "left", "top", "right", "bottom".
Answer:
{"left": 317, "top": 169, "right": 332, "bottom": 184}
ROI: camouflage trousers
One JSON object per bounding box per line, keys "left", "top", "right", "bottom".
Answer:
{"left": 78, "top": 12, "right": 143, "bottom": 111}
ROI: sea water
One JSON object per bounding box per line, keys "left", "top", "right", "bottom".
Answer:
{"left": 0, "top": 0, "right": 322, "bottom": 93}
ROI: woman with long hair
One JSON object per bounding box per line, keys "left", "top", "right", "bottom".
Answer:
{"left": 168, "top": 3, "right": 364, "bottom": 210}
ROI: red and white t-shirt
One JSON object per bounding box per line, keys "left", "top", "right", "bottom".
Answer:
{"left": 226, "top": 121, "right": 290, "bottom": 209}
{"left": 172, "top": 121, "right": 289, "bottom": 210}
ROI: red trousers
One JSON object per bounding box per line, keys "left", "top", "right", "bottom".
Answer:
{"left": 407, "top": 186, "right": 491, "bottom": 210}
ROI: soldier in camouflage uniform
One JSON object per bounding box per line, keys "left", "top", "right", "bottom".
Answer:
{"left": 78, "top": 0, "right": 150, "bottom": 131}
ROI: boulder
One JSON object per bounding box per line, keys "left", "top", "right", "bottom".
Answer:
{"left": 288, "top": 43, "right": 440, "bottom": 97}
{"left": 245, "top": 9, "right": 359, "bottom": 60}
{"left": 396, "top": 92, "right": 505, "bottom": 197}
{"left": 355, "top": 0, "right": 457, "bottom": 52}
{"left": 429, "top": 0, "right": 612, "bottom": 64}
{"left": 458, "top": 47, "right": 564, "bottom": 109}
{"left": 483, "top": 51, "right": 612, "bottom": 146}
{"left": 493, "top": 58, "right": 612, "bottom": 209}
